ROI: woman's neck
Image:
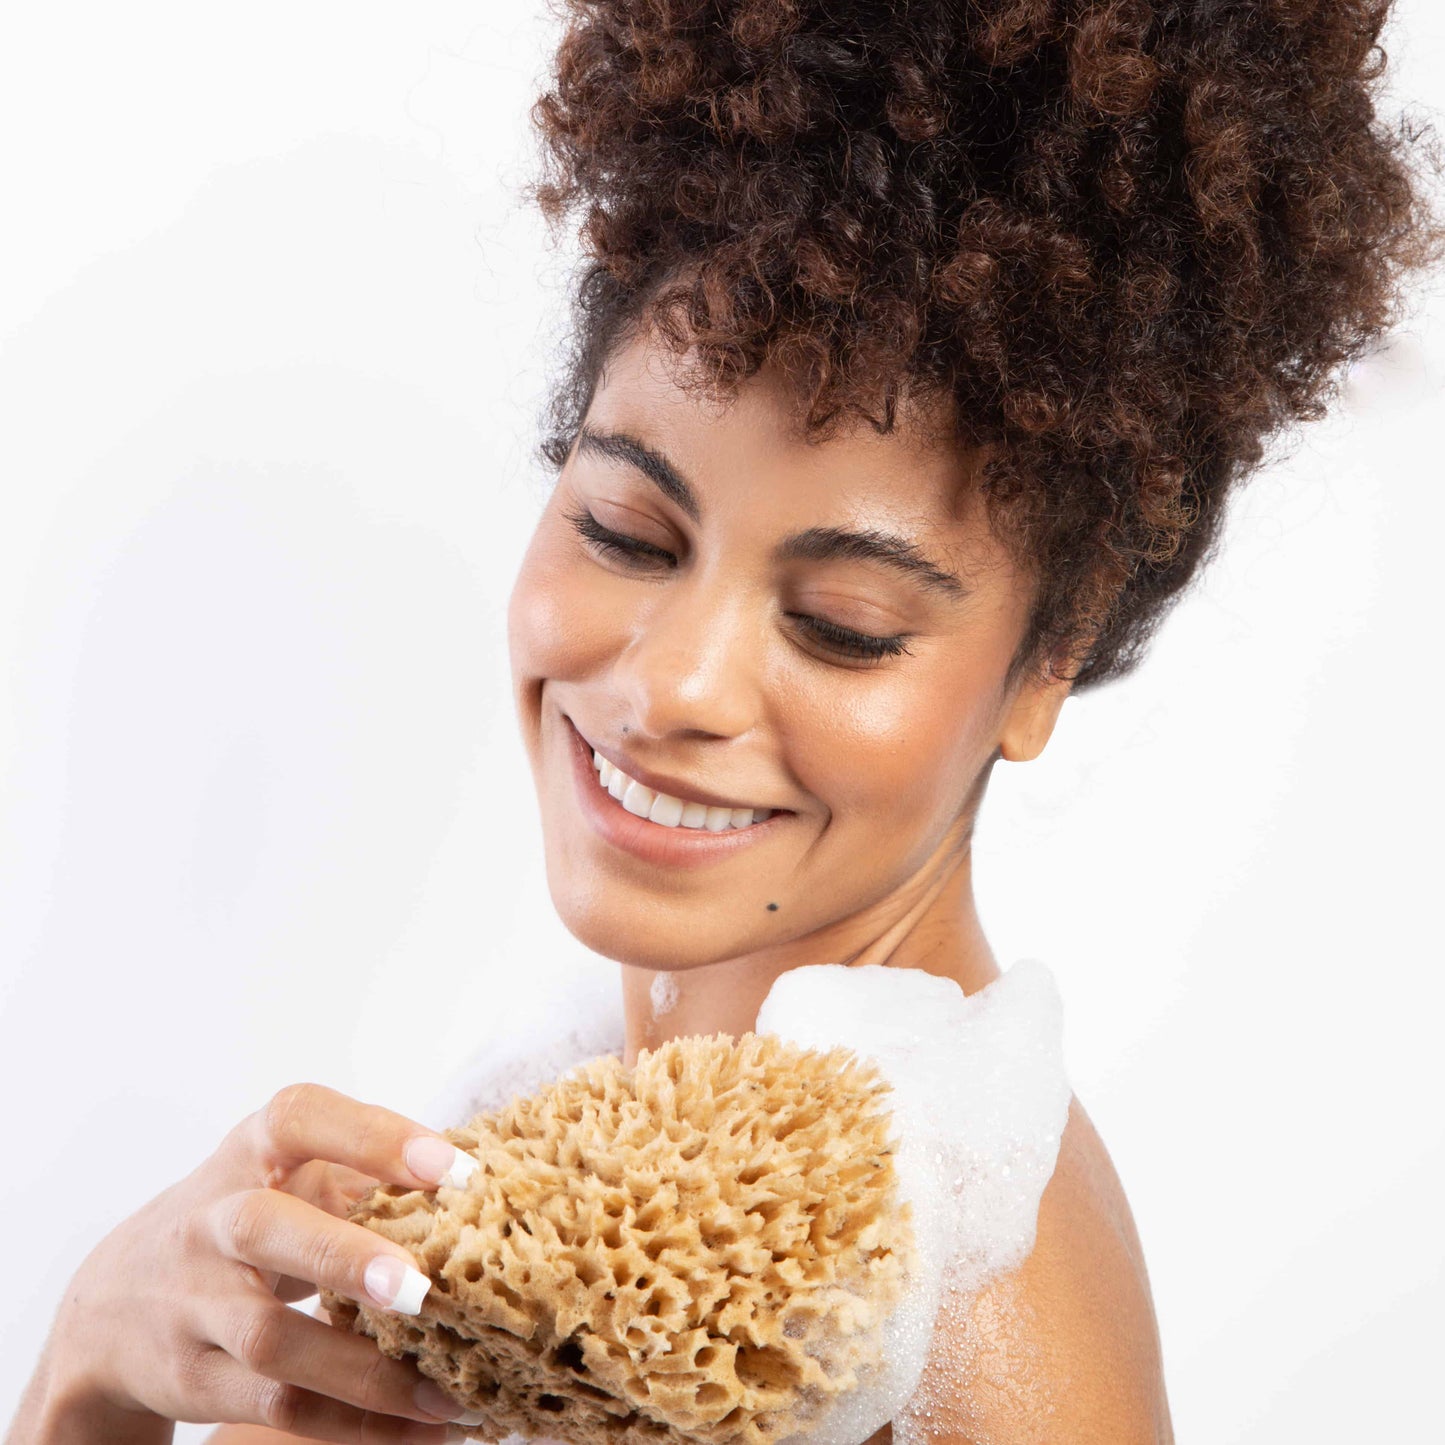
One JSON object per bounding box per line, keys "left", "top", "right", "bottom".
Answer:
{"left": 618, "top": 848, "right": 1000, "bottom": 1067}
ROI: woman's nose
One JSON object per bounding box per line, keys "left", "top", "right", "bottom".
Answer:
{"left": 610, "top": 581, "right": 760, "bottom": 741}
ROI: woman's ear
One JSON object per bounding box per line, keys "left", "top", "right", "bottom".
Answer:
{"left": 997, "top": 658, "right": 1076, "bottom": 763}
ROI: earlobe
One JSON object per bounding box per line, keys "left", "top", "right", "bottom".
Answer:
{"left": 998, "top": 665, "right": 1074, "bottom": 763}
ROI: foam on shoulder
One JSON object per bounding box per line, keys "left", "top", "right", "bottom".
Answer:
{"left": 755, "top": 959, "right": 1071, "bottom": 1445}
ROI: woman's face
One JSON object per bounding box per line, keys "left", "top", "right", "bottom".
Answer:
{"left": 508, "top": 325, "right": 1071, "bottom": 971}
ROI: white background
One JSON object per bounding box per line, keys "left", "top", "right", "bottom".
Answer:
{"left": 2, "top": 4, "right": 1442, "bottom": 1440}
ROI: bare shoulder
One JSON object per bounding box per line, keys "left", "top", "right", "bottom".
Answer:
{"left": 891, "top": 1092, "right": 1174, "bottom": 1445}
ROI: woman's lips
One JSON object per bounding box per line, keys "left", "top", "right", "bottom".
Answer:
{"left": 562, "top": 714, "right": 788, "bottom": 870}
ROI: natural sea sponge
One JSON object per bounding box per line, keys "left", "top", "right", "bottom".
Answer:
{"left": 321, "top": 1032, "right": 917, "bottom": 1445}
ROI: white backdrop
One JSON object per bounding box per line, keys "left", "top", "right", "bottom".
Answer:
{"left": 2, "top": 4, "right": 1442, "bottom": 1440}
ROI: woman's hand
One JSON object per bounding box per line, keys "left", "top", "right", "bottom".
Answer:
{"left": 32, "top": 1082, "right": 482, "bottom": 1444}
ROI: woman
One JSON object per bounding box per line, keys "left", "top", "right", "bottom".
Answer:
{"left": 9, "top": 1, "right": 1439, "bottom": 1442}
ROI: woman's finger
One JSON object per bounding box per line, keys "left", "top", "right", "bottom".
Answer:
{"left": 218, "top": 1081, "right": 477, "bottom": 1196}
{"left": 278, "top": 1157, "right": 387, "bottom": 1216}
{"left": 263, "top": 1158, "right": 388, "bottom": 1300}
{"left": 193, "top": 1346, "right": 466, "bottom": 1442}
{"left": 201, "top": 1292, "right": 479, "bottom": 1430}
{"left": 209, "top": 1187, "right": 437, "bottom": 1318}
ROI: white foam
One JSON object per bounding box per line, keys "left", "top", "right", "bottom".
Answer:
{"left": 756, "top": 960, "right": 1070, "bottom": 1445}
{"left": 649, "top": 969, "right": 680, "bottom": 1019}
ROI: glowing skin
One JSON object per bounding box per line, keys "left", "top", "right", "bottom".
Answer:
{"left": 507, "top": 323, "right": 1074, "bottom": 1065}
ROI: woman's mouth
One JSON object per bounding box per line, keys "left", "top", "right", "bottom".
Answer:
{"left": 562, "top": 714, "right": 789, "bottom": 868}
{"left": 592, "top": 751, "right": 775, "bottom": 831}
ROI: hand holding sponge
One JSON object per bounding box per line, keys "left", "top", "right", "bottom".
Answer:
{"left": 322, "top": 1032, "right": 917, "bottom": 1445}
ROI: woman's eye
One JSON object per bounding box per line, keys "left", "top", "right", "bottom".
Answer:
{"left": 566, "top": 505, "right": 911, "bottom": 663}
{"left": 790, "top": 614, "right": 913, "bottom": 663}
{"left": 565, "top": 506, "right": 677, "bottom": 567}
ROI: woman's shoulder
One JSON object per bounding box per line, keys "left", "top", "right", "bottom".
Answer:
{"left": 902, "top": 1090, "right": 1174, "bottom": 1445}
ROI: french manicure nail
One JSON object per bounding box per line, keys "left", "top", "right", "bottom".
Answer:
{"left": 405, "top": 1136, "right": 481, "bottom": 1189}
{"left": 364, "top": 1254, "right": 431, "bottom": 1314}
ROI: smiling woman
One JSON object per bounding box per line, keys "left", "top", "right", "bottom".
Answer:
{"left": 497, "top": 317, "right": 1159, "bottom": 1442}
{"left": 509, "top": 329, "right": 1067, "bottom": 992}
{"left": 9, "top": 3, "right": 1442, "bottom": 1445}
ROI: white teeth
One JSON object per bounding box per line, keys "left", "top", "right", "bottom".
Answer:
{"left": 620, "top": 780, "right": 655, "bottom": 818}
{"left": 648, "top": 792, "right": 686, "bottom": 827}
{"left": 590, "top": 748, "right": 774, "bottom": 832}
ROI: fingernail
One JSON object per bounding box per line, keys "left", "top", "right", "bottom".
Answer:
{"left": 405, "top": 1136, "right": 481, "bottom": 1190}
{"left": 414, "top": 1378, "right": 465, "bottom": 1419}
{"left": 413, "top": 1378, "right": 487, "bottom": 1429}
{"left": 364, "top": 1254, "right": 431, "bottom": 1314}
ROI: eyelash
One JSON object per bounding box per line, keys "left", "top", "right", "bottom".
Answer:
{"left": 563, "top": 506, "right": 914, "bottom": 663}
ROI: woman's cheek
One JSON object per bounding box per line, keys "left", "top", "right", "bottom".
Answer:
{"left": 777, "top": 681, "right": 919, "bottom": 833}
{"left": 509, "top": 525, "right": 609, "bottom": 688}
{"left": 819, "top": 674, "right": 982, "bottom": 851}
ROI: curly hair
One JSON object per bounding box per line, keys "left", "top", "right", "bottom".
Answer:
{"left": 524, "top": 0, "right": 1443, "bottom": 692}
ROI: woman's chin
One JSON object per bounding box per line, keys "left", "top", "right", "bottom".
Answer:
{"left": 561, "top": 911, "right": 710, "bottom": 970}
{"left": 544, "top": 885, "right": 750, "bottom": 972}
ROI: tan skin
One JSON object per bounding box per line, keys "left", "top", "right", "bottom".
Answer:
{"left": 11, "top": 322, "right": 1171, "bottom": 1445}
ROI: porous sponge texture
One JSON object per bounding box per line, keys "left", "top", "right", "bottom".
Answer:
{"left": 321, "top": 1032, "right": 916, "bottom": 1445}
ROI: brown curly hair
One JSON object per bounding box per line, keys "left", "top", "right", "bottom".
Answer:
{"left": 524, "top": 0, "right": 1443, "bottom": 692}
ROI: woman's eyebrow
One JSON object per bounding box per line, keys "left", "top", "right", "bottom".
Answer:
{"left": 575, "top": 425, "right": 700, "bottom": 520}
{"left": 776, "top": 526, "right": 968, "bottom": 600}
{"left": 574, "top": 423, "right": 968, "bottom": 600}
